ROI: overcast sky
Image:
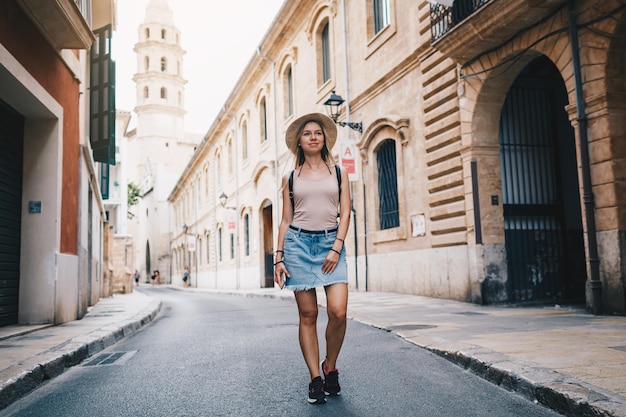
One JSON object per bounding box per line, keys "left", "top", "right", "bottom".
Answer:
{"left": 113, "top": 0, "right": 285, "bottom": 135}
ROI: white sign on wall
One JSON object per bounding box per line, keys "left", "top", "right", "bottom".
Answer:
{"left": 411, "top": 214, "right": 426, "bottom": 237}
{"left": 187, "top": 235, "right": 196, "bottom": 252}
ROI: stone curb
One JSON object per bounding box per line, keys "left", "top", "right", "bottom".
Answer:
{"left": 0, "top": 298, "right": 162, "bottom": 410}
{"left": 410, "top": 343, "right": 624, "bottom": 417}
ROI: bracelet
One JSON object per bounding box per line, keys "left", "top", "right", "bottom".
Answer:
{"left": 335, "top": 237, "right": 344, "bottom": 243}
{"left": 275, "top": 250, "right": 284, "bottom": 254}
{"left": 330, "top": 248, "right": 341, "bottom": 255}
{"left": 273, "top": 260, "right": 284, "bottom": 266}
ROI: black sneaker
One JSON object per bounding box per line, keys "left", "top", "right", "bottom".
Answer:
{"left": 321, "top": 359, "right": 341, "bottom": 396}
{"left": 308, "top": 376, "right": 327, "bottom": 404}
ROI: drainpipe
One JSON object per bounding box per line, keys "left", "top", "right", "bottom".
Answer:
{"left": 256, "top": 48, "right": 280, "bottom": 253}
{"left": 569, "top": 0, "right": 602, "bottom": 314}
{"left": 341, "top": 0, "right": 366, "bottom": 290}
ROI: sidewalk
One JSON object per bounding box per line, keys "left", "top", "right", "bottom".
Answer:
{"left": 0, "top": 290, "right": 161, "bottom": 410}
{"left": 0, "top": 286, "right": 625, "bottom": 417}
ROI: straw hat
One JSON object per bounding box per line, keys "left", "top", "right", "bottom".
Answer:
{"left": 285, "top": 112, "right": 337, "bottom": 154}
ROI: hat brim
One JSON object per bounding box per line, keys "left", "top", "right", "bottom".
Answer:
{"left": 285, "top": 113, "right": 337, "bottom": 155}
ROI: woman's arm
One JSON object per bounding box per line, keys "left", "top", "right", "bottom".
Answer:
{"left": 322, "top": 166, "right": 351, "bottom": 274}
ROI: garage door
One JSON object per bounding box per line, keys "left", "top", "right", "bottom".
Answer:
{"left": 0, "top": 99, "right": 24, "bottom": 327}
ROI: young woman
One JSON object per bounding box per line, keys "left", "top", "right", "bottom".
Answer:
{"left": 274, "top": 113, "right": 351, "bottom": 405}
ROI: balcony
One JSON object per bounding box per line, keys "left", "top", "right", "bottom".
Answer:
{"left": 430, "top": 0, "right": 567, "bottom": 63}
{"left": 15, "top": 0, "right": 95, "bottom": 49}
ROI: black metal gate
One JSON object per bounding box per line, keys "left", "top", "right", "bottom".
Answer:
{"left": 499, "top": 58, "right": 586, "bottom": 304}
{"left": 0, "top": 99, "right": 24, "bottom": 327}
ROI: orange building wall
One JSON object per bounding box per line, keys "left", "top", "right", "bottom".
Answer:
{"left": 0, "top": 0, "right": 80, "bottom": 254}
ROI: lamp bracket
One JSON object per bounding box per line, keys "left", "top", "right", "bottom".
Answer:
{"left": 338, "top": 121, "right": 363, "bottom": 134}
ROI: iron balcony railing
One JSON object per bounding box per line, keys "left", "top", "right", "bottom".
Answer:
{"left": 74, "top": 0, "right": 92, "bottom": 27}
{"left": 430, "top": 0, "right": 491, "bottom": 42}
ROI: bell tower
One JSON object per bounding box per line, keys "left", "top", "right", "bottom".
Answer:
{"left": 133, "top": 0, "right": 186, "bottom": 141}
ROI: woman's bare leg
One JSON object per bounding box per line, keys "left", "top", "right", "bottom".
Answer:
{"left": 294, "top": 289, "right": 321, "bottom": 379}
{"left": 323, "top": 283, "right": 348, "bottom": 370}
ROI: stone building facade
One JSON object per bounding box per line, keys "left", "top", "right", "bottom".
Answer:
{"left": 169, "top": 0, "right": 626, "bottom": 315}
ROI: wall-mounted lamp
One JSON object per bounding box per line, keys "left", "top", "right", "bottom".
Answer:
{"left": 323, "top": 90, "right": 363, "bottom": 133}
{"left": 182, "top": 223, "right": 188, "bottom": 234}
{"left": 219, "top": 192, "right": 237, "bottom": 210}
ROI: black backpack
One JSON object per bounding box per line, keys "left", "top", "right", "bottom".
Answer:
{"left": 288, "top": 165, "right": 342, "bottom": 213}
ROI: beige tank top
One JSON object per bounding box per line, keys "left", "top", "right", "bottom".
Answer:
{"left": 292, "top": 173, "right": 339, "bottom": 230}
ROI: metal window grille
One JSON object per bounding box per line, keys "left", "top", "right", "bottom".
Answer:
{"left": 376, "top": 140, "right": 400, "bottom": 229}
{"left": 230, "top": 233, "right": 235, "bottom": 259}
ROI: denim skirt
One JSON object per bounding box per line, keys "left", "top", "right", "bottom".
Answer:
{"left": 283, "top": 226, "right": 348, "bottom": 291}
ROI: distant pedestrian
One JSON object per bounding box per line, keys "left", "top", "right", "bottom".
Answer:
{"left": 151, "top": 270, "right": 160, "bottom": 285}
{"left": 134, "top": 270, "right": 140, "bottom": 286}
{"left": 274, "top": 113, "right": 350, "bottom": 405}
{"left": 182, "top": 266, "right": 190, "bottom": 287}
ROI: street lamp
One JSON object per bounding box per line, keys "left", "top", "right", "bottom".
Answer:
{"left": 323, "top": 90, "right": 362, "bottom": 133}
{"left": 219, "top": 192, "right": 237, "bottom": 210}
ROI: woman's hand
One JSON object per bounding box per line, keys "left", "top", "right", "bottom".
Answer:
{"left": 274, "top": 261, "right": 289, "bottom": 288}
{"left": 322, "top": 250, "right": 340, "bottom": 274}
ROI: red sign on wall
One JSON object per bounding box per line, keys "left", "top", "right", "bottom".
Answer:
{"left": 340, "top": 141, "right": 357, "bottom": 181}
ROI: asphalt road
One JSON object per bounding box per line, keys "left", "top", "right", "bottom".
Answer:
{"left": 0, "top": 287, "right": 563, "bottom": 417}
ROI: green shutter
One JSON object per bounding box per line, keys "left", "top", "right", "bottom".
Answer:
{"left": 90, "top": 24, "right": 116, "bottom": 199}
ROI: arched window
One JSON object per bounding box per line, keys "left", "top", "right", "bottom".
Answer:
{"left": 206, "top": 232, "right": 211, "bottom": 264}
{"left": 218, "top": 227, "right": 223, "bottom": 262}
{"left": 161, "top": 29, "right": 166, "bottom": 39}
{"left": 145, "top": 28, "right": 150, "bottom": 39}
{"left": 284, "top": 66, "right": 294, "bottom": 118}
{"left": 160, "top": 57, "right": 167, "bottom": 72}
{"left": 160, "top": 87, "right": 167, "bottom": 99}
{"left": 244, "top": 214, "right": 250, "bottom": 256}
{"left": 241, "top": 121, "right": 248, "bottom": 160}
{"left": 319, "top": 21, "right": 331, "bottom": 85}
{"left": 204, "top": 165, "right": 209, "bottom": 195}
{"left": 198, "top": 237, "right": 202, "bottom": 266}
{"left": 260, "top": 97, "right": 268, "bottom": 141}
{"left": 143, "top": 87, "right": 149, "bottom": 99}
{"left": 373, "top": 0, "right": 390, "bottom": 34}
{"left": 230, "top": 233, "right": 235, "bottom": 259}
{"left": 216, "top": 152, "right": 221, "bottom": 186}
{"left": 144, "top": 56, "right": 149, "bottom": 71}
{"left": 227, "top": 139, "right": 233, "bottom": 174}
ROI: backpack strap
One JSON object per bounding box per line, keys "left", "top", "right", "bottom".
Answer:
{"left": 335, "top": 165, "right": 342, "bottom": 199}
{"left": 288, "top": 170, "right": 295, "bottom": 212}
